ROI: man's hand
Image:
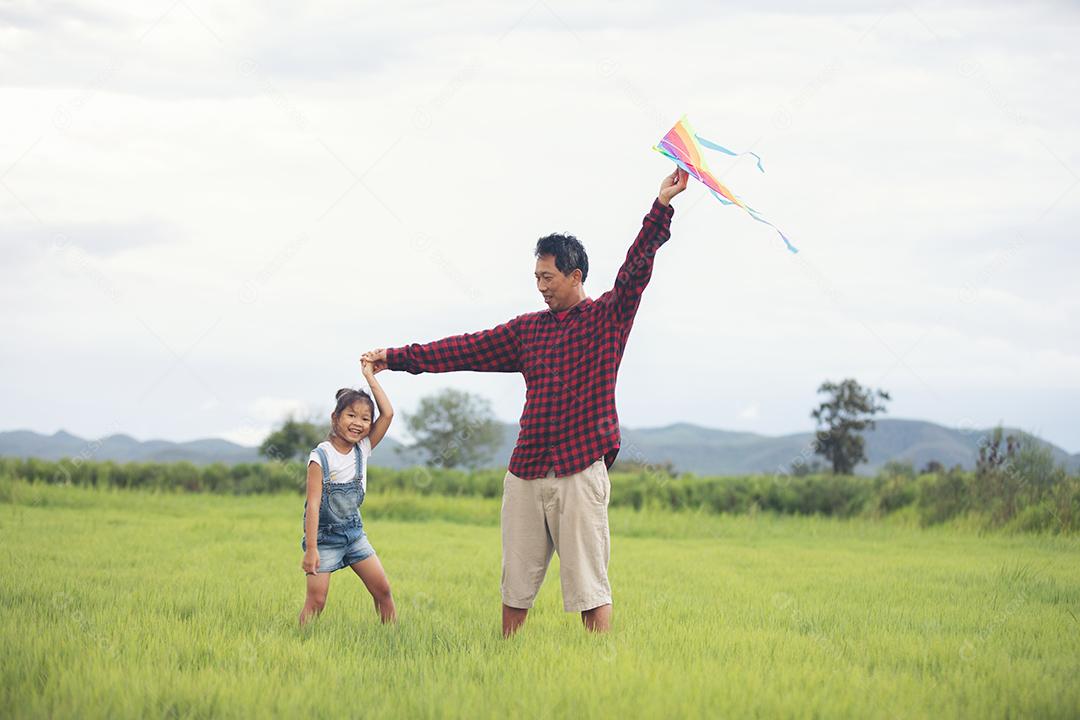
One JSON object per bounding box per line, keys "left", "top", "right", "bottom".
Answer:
{"left": 658, "top": 168, "right": 689, "bottom": 206}
{"left": 361, "top": 348, "right": 388, "bottom": 373}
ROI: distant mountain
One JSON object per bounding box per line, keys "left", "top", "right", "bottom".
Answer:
{"left": 611, "top": 419, "right": 1080, "bottom": 475}
{"left": 2, "top": 420, "right": 1077, "bottom": 475}
{"left": 0, "top": 430, "right": 264, "bottom": 465}
{"left": 339, "top": 419, "right": 1080, "bottom": 475}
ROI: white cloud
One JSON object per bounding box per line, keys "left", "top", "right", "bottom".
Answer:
{"left": 2, "top": 0, "right": 1078, "bottom": 451}
{"left": 219, "top": 424, "right": 267, "bottom": 447}
{"left": 738, "top": 402, "right": 761, "bottom": 421}
{"left": 249, "top": 396, "right": 312, "bottom": 423}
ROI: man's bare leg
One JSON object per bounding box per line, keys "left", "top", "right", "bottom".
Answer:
{"left": 581, "top": 603, "right": 612, "bottom": 632}
{"left": 502, "top": 604, "right": 529, "bottom": 637}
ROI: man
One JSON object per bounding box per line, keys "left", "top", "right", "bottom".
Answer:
{"left": 363, "top": 167, "right": 688, "bottom": 636}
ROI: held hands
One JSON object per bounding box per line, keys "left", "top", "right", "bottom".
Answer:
{"left": 658, "top": 168, "right": 689, "bottom": 206}
{"left": 361, "top": 348, "right": 388, "bottom": 374}
{"left": 302, "top": 549, "right": 320, "bottom": 575}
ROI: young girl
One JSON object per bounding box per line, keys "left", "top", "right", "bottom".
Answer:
{"left": 299, "top": 360, "right": 396, "bottom": 625}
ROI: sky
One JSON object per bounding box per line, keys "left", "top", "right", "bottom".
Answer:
{"left": 1, "top": 1, "right": 1078, "bottom": 453}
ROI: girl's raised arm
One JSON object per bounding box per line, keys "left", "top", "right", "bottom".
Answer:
{"left": 362, "top": 360, "right": 394, "bottom": 449}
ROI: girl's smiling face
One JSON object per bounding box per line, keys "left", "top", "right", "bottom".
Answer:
{"left": 334, "top": 400, "right": 373, "bottom": 443}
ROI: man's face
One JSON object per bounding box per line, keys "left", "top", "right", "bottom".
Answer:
{"left": 534, "top": 255, "right": 581, "bottom": 312}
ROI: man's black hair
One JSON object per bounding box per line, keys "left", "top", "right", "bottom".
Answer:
{"left": 534, "top": 233, "right": 589, "bottom": 282}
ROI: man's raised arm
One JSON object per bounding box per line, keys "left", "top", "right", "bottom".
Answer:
{"left": 599, "top": 168, "right": 687, "bottom": 326}
{"left": 363, "top": 318, "right": 523, "bottom": 375}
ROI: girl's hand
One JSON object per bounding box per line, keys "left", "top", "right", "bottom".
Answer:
{"left": 361, "top": 348, "right": 388, "bottom": 373}
{"left": 361, "top": 358, "right": 376, "bottom": 379}
{"left": 302, "top": 549, "right": 320, "bottom": 575}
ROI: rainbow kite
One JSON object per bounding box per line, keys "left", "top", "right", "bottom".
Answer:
{"left": 654, "top": 116, "right": 797, "bottom": 253}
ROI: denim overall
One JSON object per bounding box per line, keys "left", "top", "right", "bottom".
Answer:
{"left": 300, "top": 444, "right": 373, "bottom": 571}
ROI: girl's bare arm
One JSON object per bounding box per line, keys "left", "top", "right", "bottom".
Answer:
{"left": 363, "top": 361, "right": 394, "bottom": 449}
{"left": 302, "top": 461, "right": 322, "bottom": 572}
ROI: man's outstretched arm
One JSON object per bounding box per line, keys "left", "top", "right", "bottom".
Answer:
{"left": 363, "top": 318, "right": 523, "bottom": 375}
{"left": 599, "top": 168, "right": 688, "bottom": 327}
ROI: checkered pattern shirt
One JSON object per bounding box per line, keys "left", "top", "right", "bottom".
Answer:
{"left": 387, "top": 198, "right": 675, "bottom": 479}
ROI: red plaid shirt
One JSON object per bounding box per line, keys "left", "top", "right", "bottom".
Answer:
{"left": 387, "top": 198, "right": 675, "bottom": 479}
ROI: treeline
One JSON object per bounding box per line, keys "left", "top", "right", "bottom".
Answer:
{"left": 0, "top": 456, "right": 303, "bottom": 495}
{"left": 2, "top": 451, "right": 1077, "bottom": 534}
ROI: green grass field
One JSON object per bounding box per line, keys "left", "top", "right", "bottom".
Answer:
{"left": 2, "top": 479, "right": 1078, "bottom": 719}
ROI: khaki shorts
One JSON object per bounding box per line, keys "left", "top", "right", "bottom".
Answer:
{"left": 501, "top": 459, "right": 612, "bottom": 612}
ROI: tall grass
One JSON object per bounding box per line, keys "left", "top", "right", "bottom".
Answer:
{"left": 1, "top": 480, "right": 1078, "bottom": 718}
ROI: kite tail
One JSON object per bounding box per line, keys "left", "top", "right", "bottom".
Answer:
{"left": 747, "top": 209, "right": 798, "bottom": 253}
{"left": 695, "top": 134, "right": 765, "bottom": 173}
{"left": 707, "top": 190, "right": 797, "bottom": 252}
{"left": 708, "top": 189, "right": 735, "bottom": 206}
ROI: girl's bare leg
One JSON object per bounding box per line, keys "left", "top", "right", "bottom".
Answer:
{"left": 350, "top": 555, "right": 396, "bottom": 623}
{"left": 299, "top": 572, "right": 331, "bottom": 626}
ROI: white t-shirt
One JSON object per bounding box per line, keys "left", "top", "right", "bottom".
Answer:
{"left": 308, "top": 437, "right": 370, "bottom": 491}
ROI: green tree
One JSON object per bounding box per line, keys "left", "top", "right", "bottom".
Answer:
{"left": 259, "top": 416, "right": 325, "bottom": 462}
{"left": 921, "top": 460, "right": 945, "bottom": 474}
{"left": 400, "top": 389, "right": 502, "bottom": 469}
{"left": 974, "top": 426, "right": 1066, "bottom": 524}
{"left": 811, "top": 379, "right": 890, "bottom": 475}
